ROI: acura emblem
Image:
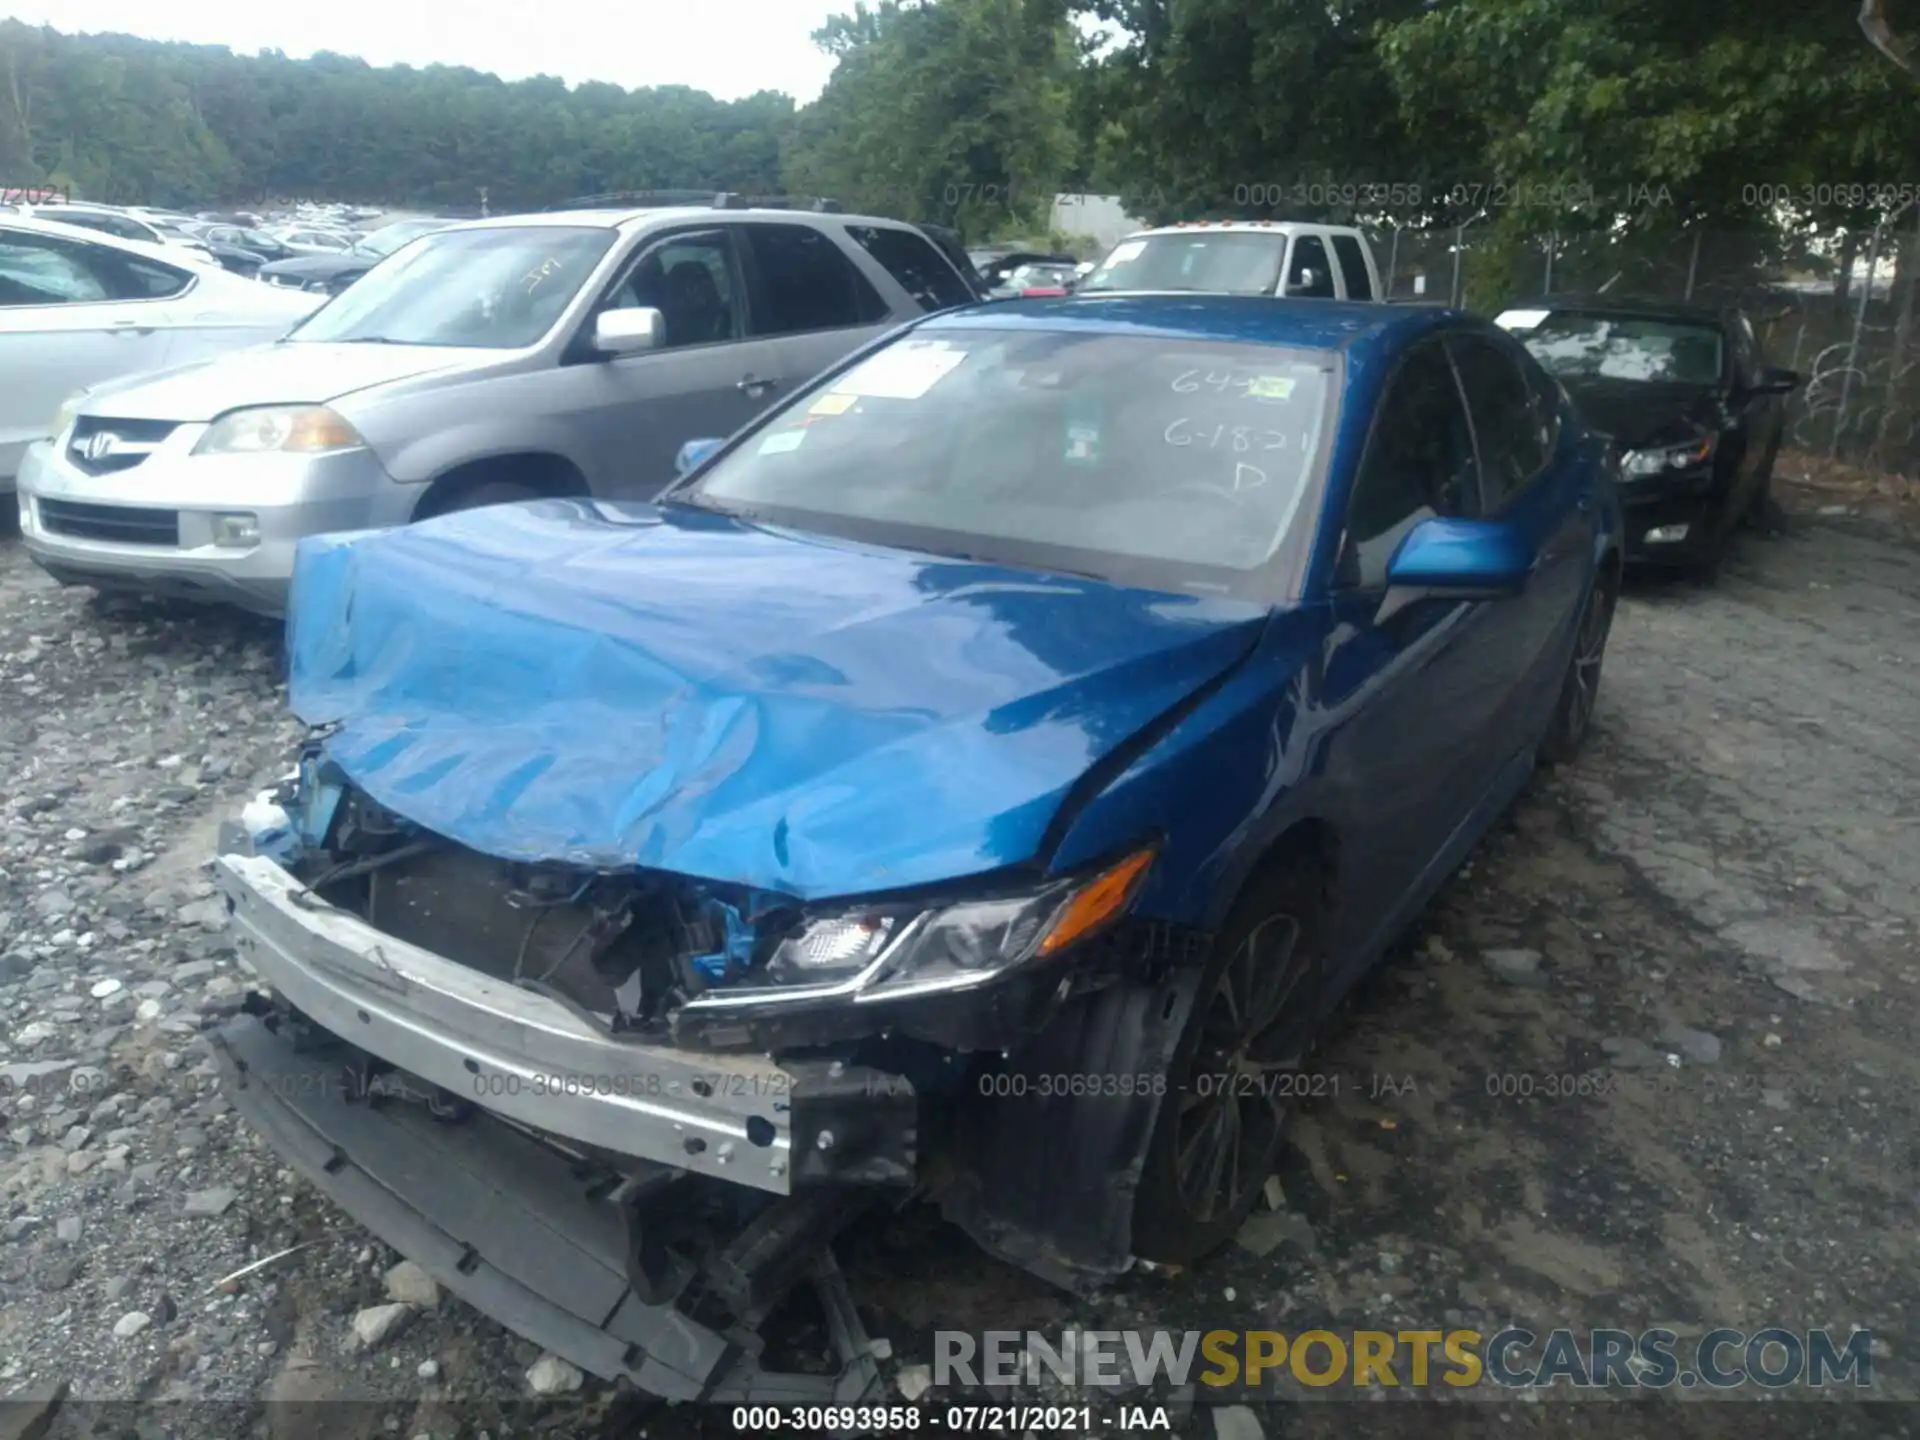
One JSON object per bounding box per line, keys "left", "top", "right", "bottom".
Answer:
{"left": 80, "top": 431, "right": 119, "bottom": 462}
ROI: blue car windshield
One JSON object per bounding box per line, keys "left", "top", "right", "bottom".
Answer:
{"left": 677, "top": 328, "right": 1336, "bottom": 595}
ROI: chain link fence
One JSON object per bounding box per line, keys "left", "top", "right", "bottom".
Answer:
{"left": 1363, "top": 220, "right": 1920, "bottom": 474}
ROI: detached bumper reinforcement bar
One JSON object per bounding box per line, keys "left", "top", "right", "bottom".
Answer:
{"left": 211, "top": 1015, "right": 883, "bottom": 1404}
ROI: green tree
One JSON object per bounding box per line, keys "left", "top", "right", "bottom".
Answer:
{"left": 782, "top": 0, "right": 1080, "bottom": 240}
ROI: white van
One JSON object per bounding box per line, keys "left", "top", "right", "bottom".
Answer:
{"left": 1081, "top": 220, "right": 1383, "bottom": 301}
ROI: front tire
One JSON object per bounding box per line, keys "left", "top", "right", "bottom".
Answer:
{"left": 1130, "top": 861, "right": 1324, "bottom": 1264}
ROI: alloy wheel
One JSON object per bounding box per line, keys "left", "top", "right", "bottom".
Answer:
{"left": 1173, "top": 913, "right": 1309, "bottom": 1224}
{"left": 1565, "top": 586, "right": 1613, "bottom": 747}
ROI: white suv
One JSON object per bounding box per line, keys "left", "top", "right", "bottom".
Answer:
{"left": 1081, "top": 221, "right": 1383, "bottom": 301}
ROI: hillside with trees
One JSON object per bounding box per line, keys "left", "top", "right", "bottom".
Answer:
{"left": 0, "top": 22, "right": 792, "bottom": 211}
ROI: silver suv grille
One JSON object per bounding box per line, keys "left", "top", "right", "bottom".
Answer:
{"left": 66, "top": 417, "right": 179, "bottom": 476}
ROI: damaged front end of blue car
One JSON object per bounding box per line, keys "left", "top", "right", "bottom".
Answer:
{"left": 203, "top": 503, "right": 1265, "bottom": 1406}
{"left": 212, "top": 730, "right": 1179, "bottom": 1405}
{"left": 226, "top": 729, "right": 1161, "bottom": 1059}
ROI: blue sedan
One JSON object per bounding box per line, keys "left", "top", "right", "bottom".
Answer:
{"left": 219, "top": 295, "right": 1623, "bottom": 1327}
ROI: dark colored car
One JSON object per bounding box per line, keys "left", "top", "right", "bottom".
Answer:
{"left": 187, "top": 235, "right": 269, "bottom": 276}
{"left": 988, "top": 261, "right": 1081, "bottom": 298}
{"left": 257, "top": 218, "right": 449, "bottom": 294}
{"left": 212, "top": 296, "right": 1621, "bottom": 1404}
{"left": 194, "top": 223, "right": 298, "bottom": 265}
{"left": 973, "top": 249, "right": 1079, "bottom": 288}
{"left": 1497, "top": 296, "right": 1799, "bottom": 575}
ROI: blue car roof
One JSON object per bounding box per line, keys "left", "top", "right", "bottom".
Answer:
{"left": 922, "top": 294, "right": 1463, "bottom": 356}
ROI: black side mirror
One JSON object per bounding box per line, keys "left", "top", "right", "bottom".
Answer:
{"left": 1749, "top": 366, "right": 1800, "bottom": 396}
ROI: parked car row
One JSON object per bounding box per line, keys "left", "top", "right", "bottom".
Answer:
{"left": 0, "top": 212, "right": 321, "bottom": 497}
{"left": 1078, "top": 220, "right": 1799, "bottom": 576}
{"left": 0, "top": 191, "right": 1808, "bottom": 1404}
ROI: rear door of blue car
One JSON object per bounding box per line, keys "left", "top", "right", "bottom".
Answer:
{"left": 1445, "top": 328, "right": 1595, "bottom": 749}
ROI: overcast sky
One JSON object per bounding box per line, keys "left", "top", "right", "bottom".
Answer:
{"left": 0, "top": 0, "right": 848, "bottom": 102}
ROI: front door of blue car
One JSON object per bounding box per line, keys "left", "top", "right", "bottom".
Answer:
{"left": 1445, "top": 331, "right": 1595, "bottom": 751}
{"left": 1312, "top": 333, "right": 1545, "bottom": 987}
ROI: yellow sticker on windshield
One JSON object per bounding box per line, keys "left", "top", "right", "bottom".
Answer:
{"left": 1246, "top": 375, "right": 1296, "bottom": 400}
{"left": 809, "top": 392, "right": 856, "bottom": 416}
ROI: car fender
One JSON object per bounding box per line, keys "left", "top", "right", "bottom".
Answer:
{"left": 359, "top": 408, "right": 599, "bottom": 490}
{"left": 1045, "top": 606, "right": 1331, "bottom": 933}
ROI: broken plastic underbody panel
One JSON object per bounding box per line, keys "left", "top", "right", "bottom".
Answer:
{"left": 212, "top": 745, "right": 1210, "bottom": 1404}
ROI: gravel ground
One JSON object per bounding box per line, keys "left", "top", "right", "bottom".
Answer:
{"left": 1, "top": 500, "right": 1916, "bottom": 1439}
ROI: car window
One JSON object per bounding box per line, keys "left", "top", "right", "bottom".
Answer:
{"left": 847, "top": 224, "right": 975, "bottom": 311}
{"left": 1521, "top": 352, "right": 1563, "bottom": 463}
{"left": 292, "top": 225, "right": 615, "bottom": 348}
{"left": 1448, "top": 336, "right": 1549, "bottom": 510}
{"left": 1082, "top": 232, "right": 1288, "bottom": 295}
{"left": 1342, "top": 339, "right": 1479, "bottom": 587}
{"left": 1330, "top": 234, "right": 1374, "bottom": 300}
{"left": 1729, "top": 313, "right": 1760, "bottom": 383}
{"left": 740, "top": 223, "right": 889, "bottom": 335}
{"left": 604, "top": 229, "right": 740, "bottom": 349}
{"left": 1285, "top": 235, "right": 1337, "bottom": 298}
{"left": 678, "top": 330, "right": 1336, "bottom": 594}
{"left": 0, "top": 231, "right": 189, "bottom": 306}
{"left": 51, "top": 211, "right": 151, "bottom": 243}
{"left": 1509, "top": 311, "right": 1725, "bottom": 385}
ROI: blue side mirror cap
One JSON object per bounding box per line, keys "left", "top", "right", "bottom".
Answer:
{"left": 1386, "top": 515, "right": 1533, "bottom": 594}
{"left": 675, "top": 437, "right": 723, "bottom": 475}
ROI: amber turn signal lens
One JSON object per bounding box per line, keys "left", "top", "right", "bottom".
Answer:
{"left": 1038, "top": 847, "right": 1156, "bottom": 957}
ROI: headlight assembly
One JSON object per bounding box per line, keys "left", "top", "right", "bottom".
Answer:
{"left": 1620, "top": 436, "right": 1715, "bottom": 477}
{"left": 685, "top": 845, "right": 1157, "bottom": 1011}
{"left": 193, "top": 405, "right": 362, "bottom": 456}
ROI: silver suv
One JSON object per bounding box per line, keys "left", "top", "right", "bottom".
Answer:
{"left": 17, "top": 198, "right": 978, "bottom": 613}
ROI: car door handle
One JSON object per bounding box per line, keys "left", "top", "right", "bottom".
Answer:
{"left": 736, "top": 375, "right": 778, "bottom": 397}
{"left": 109, "top": 320, "right": 156, "bottom": 336}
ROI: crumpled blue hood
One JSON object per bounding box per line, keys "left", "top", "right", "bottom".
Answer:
{"left": 285, "top": 500, "right": 1268, "bottom": 899}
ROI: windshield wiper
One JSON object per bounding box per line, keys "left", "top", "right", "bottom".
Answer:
{"left": 905, "top": 544, "right": 1107, "bottom": 581}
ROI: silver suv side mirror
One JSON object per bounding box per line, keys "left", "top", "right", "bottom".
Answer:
{"left": 594, "top": 306, "right": 664, "bottom": 356}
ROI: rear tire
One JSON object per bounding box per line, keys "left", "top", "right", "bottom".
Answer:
{"left": 1538, "top": 571, "right": 1615, "bottom": 766}
{"left": 1130, "top": 859, "right": 1325, "bottom": 1264}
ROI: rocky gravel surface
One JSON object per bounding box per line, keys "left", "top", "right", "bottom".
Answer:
{"left": 2, "top": 507, "right": 1916, "bottom": 1440}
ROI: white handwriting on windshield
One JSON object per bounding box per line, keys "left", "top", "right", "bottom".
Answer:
{"left": 1164, "top": 417, "right": 1288, "bottom": 451}
{"left": 1171, "top": 368, "right": 1296, "bottom": 400}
